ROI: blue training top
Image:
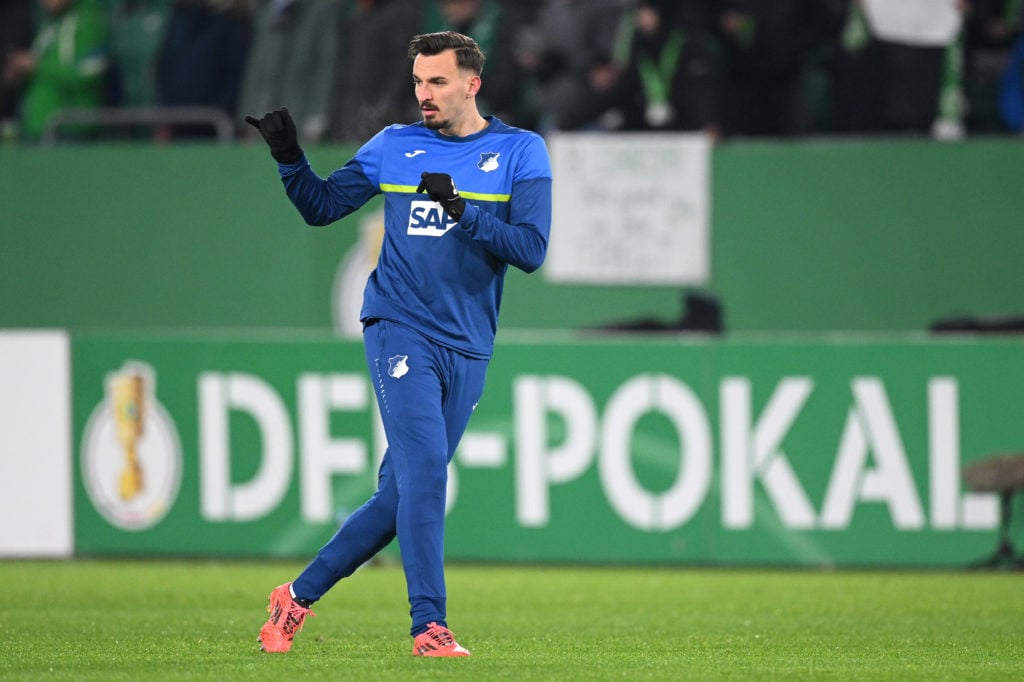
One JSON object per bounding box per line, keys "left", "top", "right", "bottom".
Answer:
{"left": 278, "top": 116, "right": 552, "bottom": 359}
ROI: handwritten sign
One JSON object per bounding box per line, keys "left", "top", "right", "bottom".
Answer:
{"left": 545, "top": 132, "right": 710, "bottom": 285}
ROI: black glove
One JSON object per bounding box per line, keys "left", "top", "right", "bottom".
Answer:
{"left": 244, "top": 107, "right": 303, "bottom": 164}
{"left": 416, "top": 171, "right": 466, "bottom": 222}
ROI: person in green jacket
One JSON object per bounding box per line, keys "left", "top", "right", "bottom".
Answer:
{"left": 6, "top": 0, "right": 111, "bottom": 139}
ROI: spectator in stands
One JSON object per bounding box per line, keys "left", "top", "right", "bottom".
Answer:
{"left": 107, "top": 0, "right": 172, "bottom": 109}
{"left": 829, "top": 0, "right": 878, "bottom": 133}
{"left": 5, "top": 0, "right": 111, "bottom": 140}
{"left": 154, "top": 0, "right": 251, "bottom": 140}
{"left": 328, "top": 0, "right": 421, "bottom": 143}
{"left": 713, "top": 0, "right": 845, "bottom": 137}
{"left": 517, "top": 0, "right": 633, "bottom": 131}
{"left": 237, "top": 0, "right": 347, "bottom": 144}
{"left": 964, "top": 0, "right": 1023, "bottom": 132}
{"left": 0, "top": 0, "right": 34, "bottom": 140}
{"left": 617, "top": 0, "right": 723, "bottom": 135}
{"left": 999, "top": 29, "right": 1024, "bottom": 130}
{"left": 834, "top": 0, "right": 966, "bottom": 137}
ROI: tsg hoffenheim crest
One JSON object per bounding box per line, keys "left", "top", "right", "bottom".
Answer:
{"left": 388, "top": 354, "right": 410, "bottom": 379}
{"left": 478, "top": 152, "right": 500, "bottom": 172}
{"left": 81, "top": 361, "right": 182, "bottom": 531}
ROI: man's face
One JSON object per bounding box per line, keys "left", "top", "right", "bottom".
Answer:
{"left": 412, "top": 50, "right": 476, "bottom": 133}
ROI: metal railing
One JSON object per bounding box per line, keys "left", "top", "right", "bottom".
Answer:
{"left": 40, "top": 106, "right": 236, "bottom": 145}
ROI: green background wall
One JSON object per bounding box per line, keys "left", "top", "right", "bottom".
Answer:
{"left": 2, "top": 139, "right": 1021, "bottom": 333}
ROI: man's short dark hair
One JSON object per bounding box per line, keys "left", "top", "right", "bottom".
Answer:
{"left": 408, "top": 31, "right": 485, "bottom": 75}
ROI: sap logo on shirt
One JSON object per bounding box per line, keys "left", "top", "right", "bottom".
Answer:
{"left": 408, "top": 200, "right": 458, "bottom": 237}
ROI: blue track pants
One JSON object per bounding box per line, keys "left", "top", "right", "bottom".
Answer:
{"left": 291, "top": 319, "right": 488, "bottom": 635}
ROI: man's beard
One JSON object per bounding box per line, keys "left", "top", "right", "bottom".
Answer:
{"left": 423, "top": 116, "right": 446, "bottom": 130}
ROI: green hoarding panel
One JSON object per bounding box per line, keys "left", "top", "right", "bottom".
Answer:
{"left": 5, "top": 141, "right": 1023, "bottom": 334}
{"left": 72, "top": 334, "right": 1024, "bottom": 568}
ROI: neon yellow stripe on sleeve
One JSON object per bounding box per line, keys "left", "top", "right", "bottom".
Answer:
{"left": 380, "top": 183, "right": 419, "bottom": 193}
{"left": 462, "top": 191, "right": 511, "bottom": 202}
{"left": 380, "top": 184, "right": 510, "bottom": 202}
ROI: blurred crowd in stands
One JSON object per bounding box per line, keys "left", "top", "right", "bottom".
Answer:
{"left": 2, "top": 0, "right": 1023, "bottom": 145}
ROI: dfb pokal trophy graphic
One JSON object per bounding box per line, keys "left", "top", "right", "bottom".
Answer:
{"left": 82, "top": 360, "right": 182, "bottom": 530}
{"left": 113, "top": 371, "right": 145, "bottom": 500}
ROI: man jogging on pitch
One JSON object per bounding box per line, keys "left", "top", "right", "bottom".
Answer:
{"left": 246, "top": 31, "right": 552, "bottom": 657}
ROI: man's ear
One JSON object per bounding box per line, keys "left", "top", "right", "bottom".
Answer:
{"left": 467, "top": 74, "right": 482, "bottom": 98}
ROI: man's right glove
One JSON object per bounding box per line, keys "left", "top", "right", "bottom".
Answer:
{"left": 244, "top": 107, "right": 303, "bottom": 164}
{"left": 416, "top": 172, "right": 466, "bottom": 221}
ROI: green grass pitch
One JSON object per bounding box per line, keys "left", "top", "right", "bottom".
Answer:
{"left": 1, "top": 559, "right": 1022, "bottom": 680}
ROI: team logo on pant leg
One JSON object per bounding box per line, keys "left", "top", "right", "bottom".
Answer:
{"left": 387, "top": 354, "right": 409, "bottom": 379}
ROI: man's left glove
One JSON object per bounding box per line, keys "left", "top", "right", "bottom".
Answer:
{"left": 244, "top": 107, "right": 303, "bottom": 164}
{"left": 416, "top": 171, "right": 466, "bottom": 221}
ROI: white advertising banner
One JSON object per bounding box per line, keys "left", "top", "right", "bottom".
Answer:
{"left": 0, "top": 330, "right": 72, "bottom": 557}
